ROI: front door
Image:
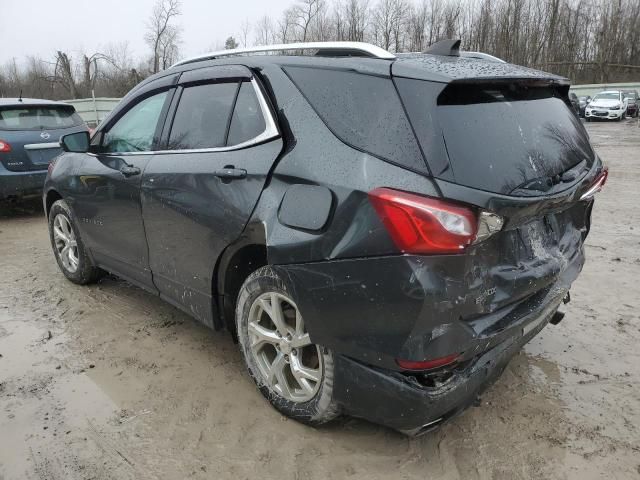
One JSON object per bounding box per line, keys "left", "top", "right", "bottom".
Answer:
{"left": 72, "top": 89, "right": 173, "bottom": 289}
{"left": 141, "top": 68, "right": 282, "bottom": 326}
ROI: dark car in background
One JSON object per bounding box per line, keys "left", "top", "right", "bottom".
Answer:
{"left": 578, "top": 95, "right": 591, "bottom": 117}
{"left": 0, "top": 99, "right": 87, "bottom": 201}
{"left": 568, "top": 92, "right": 580, "bottom": 116}
{"left": 43, "top": 40, "right": 606, "bottom": 435}
{"left": 623, "top": 90, "right": 638, "bottom": 117}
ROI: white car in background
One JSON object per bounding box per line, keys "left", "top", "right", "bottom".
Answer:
{"left": 585, "top": 91, "right": 629, "bottom": 121}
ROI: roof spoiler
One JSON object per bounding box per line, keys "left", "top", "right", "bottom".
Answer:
{"left": 424, "top": 39, "right": 461, "bottom": 57}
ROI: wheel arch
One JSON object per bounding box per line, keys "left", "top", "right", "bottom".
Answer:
{"left": 215, "top": 221, "right": 269, "bottom": 335}
{"left": 45, "top": 189, "right": 63, "bottom": 218}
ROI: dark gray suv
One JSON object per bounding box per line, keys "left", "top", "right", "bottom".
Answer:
{"left": 0, "top": 98, "right": 87, "bottom": 200}
{"left": 43, "top": 40, "right": 607, "bottom": 435}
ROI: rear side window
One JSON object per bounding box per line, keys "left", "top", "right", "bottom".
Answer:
{"left": 0, "top": 106, "right": 83, "bottom": 130}
{"left": 284, "top": 66, "right": 426, "bottom": 172}
{"left": 168, "top": 82, "right": 238, "bottom": 150}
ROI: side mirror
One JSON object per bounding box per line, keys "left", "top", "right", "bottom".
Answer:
{"left": 60, "top": 131, "right": 90, "bottom": 153}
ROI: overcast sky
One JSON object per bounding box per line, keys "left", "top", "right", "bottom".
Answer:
{"left": 0, "top": 0, "right": 293, "bottom": 64}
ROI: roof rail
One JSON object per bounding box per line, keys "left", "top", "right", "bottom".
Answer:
{"left": 459, "top": 51, "right": 506, "bottom": 63}
{"left": 171, "top": 42, "right": 396, "bottom": 68}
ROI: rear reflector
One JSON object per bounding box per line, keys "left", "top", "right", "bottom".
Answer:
{"left": 47, "top": 157, "right": 58, "bottom": 175}
{"left": 0, "top": 140, "right": 11, "bottom": 153}
{"left": 580, "top": 167, "right": 608, "bottom": 201}
{"left": 396, "top": 353, "right": 461, "bottom": 371}
{"left": 368, "top": 188, "right": 478, "bottom": 254}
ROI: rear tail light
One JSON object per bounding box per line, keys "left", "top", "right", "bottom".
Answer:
{"left": 396, "top": 353, "right": 461, "bottom": 371}
{"left": 368, "top": 188, "right": 502, "bottom": 254}
{"left": 580, "top": 167, "right": 608, "bottom": 201}
{"left": 48, "top": 157, "right": 58, "bottom": 175}
{"left": 0, "top": 140, "right": 11, "bottom": 153}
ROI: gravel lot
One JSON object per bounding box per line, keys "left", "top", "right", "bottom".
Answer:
{"left": 1, "top": 119, "right": 639, "bottom": 480}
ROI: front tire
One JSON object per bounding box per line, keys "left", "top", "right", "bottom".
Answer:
{"left": 48, "top": 199, "right": 103, "bottom": 284}
{"left": 236, "top": 266, "right": 339, "bottom": 425}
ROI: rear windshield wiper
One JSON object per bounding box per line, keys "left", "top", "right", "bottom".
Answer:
{"left": 511, "top": 160, "right": 588, "bottom": 194}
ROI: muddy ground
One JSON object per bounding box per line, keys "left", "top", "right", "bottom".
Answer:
{"left": 1, "top": 120, "right": 639, "bottom": 480}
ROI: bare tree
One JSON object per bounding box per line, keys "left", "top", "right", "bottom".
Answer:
{"left": 290, "top": 0, "right": 325, "bottom": 41}
{"left": 145, "top": 0, "right": 182, "bottom": 74}
{"left": 3, "top": 0, "right": 640, "bottom": 100}
{"left": 254, "top": 15, "right": 276, "bottom": 45}
{"left": 372, "top": 0, "right": 406, "bottom": 51}
{"left": 240, "top": 18, "right": 252, "bottom": 47}
{"left": 54, "top": 51, "right": 78, "bottom": 99}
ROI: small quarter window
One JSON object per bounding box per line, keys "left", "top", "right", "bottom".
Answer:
{"left": 168, "top": 82, "right": 238, "bottom": 150}
{"left": 227, "top": 82, "right": 266, "bottom": 146}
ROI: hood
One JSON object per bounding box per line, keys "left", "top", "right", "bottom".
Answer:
{"left": 590, "top": 99, "right": 621, "bottom": 108}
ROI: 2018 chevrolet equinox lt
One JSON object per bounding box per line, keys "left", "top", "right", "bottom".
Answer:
{"left": 43, "top": 40, "right": 607, "bottom": 435}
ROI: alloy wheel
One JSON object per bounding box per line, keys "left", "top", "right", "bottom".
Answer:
{"left": 247, "top": 292, "right": 323, "bottom": 403}
{"left": 52, "top": 214, "right": 79, "bottom": 273}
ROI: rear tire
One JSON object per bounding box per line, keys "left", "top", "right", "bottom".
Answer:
{"left": 236, "top": 266, "right": 339, "bottom": 426}
{"left": 48, "top": 199, "right": 103, "bottom": 285}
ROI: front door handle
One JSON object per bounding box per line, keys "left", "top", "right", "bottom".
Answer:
{"left": 120, "top": 165, "right": 141, "bottom": 177}
{"left": 213, "top": 167, "right": 247, "bottom": 181}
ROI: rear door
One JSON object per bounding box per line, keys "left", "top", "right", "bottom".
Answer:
{"left": 140, "top": 66, "right": 282, "bottom": 326}
{"left": 0, "top": 104, "right": 86, "bottom": 172}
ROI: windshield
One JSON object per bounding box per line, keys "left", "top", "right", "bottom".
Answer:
{"left": 434, "top": 84, "right": 594, "bottom": 195}
{"left": 593, "top": 93, "right": 620, "bottom": 101}
{"left": 0, "top": 105, "right": 84, "bottom": 130}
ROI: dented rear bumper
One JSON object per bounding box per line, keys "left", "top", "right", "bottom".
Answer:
{"left": 276, "top": 226, "right": 583, "bottom": 432}
{"left": 332, "top": 290, "right": 562, "bottom": 434}
{"left": 277, "top": 241, "right": 583, "bottom": 372}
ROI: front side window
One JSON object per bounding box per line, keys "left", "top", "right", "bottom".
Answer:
{"left": 168, "top": 82, "right": 238, "bottom": 150}
{"left": 102, "top": 91, "right": 169, "bottom": 153}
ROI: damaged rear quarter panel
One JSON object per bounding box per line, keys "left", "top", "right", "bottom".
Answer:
{"left": 245, "top": 64, "right": 594, "bottom": 370}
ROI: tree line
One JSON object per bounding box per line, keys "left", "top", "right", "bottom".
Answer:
{"left": 1, "top": 0, "right": 639, "bottom": 100}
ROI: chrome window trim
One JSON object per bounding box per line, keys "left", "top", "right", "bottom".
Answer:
{"left": 99, "top": 78, "right": 279, "bottom": 157}
{"left": 171, "top": 41, "right": 396, "bottom": 68}
{"left": 24, "top": 142, "right": 61, "bottom": 150}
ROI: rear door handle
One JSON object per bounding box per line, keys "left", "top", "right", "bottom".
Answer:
{"left": 213, "top": 167, "right": 247, "bottom": 180}
{"left": 120, "top": 165, "right": 141, "bottom": 177}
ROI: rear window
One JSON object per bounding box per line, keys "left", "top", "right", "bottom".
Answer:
{"left": 284, "top": 66, "right": 426, "bottom": 172}
{"left": 0, "top": 105, "right": 84, "bottom": 130}
{"left": 399, "top": 80, "right": 594, "bottom": 195}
